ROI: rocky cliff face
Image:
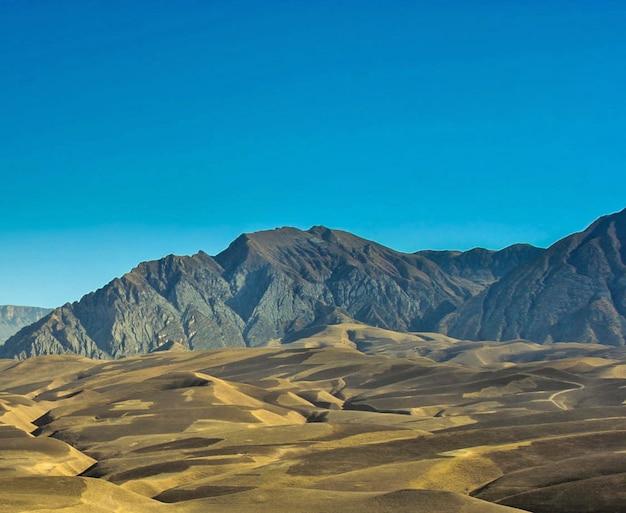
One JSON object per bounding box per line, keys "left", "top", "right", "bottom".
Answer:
{"left": 417, "top": 244, "right": 544, "bottom": 292}
{"left": 4, "top": 210, "right": 625, "bottom": 360}
{"left": 1, "top": 226, "right": 540, "bottom": 359}
{"left": 0, "top": 306, "right": 52, "bottom": 343}
{"left": 2, "top": 253, "right": 246, "bottom": 359}
{"left": 442, "top": 208, "right": 626, "bottom": 345}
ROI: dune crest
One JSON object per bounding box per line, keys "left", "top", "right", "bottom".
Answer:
{"left": 2, "top": 326, "right": 626, "bottom": 511}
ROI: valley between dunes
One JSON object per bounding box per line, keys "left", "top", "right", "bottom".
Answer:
{"left": 2, "top": 324, "right": 626, "bottom": 513}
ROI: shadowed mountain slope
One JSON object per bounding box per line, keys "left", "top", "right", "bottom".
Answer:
{"left": 3, "top": 227, "right": 538, "bottom": 359}
{"left": 442, "top": 208, "right": 626, "bottom": 345}
{"left": 3, "top": 209, "right": 626, "bottom": 359}
{"left": 417, "top": 244, "right": 544, "bottom": 293}
{"left": 0, "top": 306, "right": 52, "bottom": 344}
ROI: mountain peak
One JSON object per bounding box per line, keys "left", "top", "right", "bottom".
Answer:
{"left": 2, "top": 225, "right": 495, "bottom": 358}
{"left": 444, "top": 208, "right": 626, "bottom": 345}
{"left": 2, "top": 209, "right": 625, "bottom": 359}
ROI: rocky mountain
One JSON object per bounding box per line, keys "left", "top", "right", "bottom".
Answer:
{"left": 416, "top": 243, "right": 544, "bottom": 292}
{"left": 442, "top": 208, "right": 626, "bottom": 345}
{"left": 0, "top": 305, "right": 52, "bottom": 343}
{"left": 3, "top": 209, "right": 625, "bottom": 360}
{"left": 0, "top": 226, "right": 540, "bottom": 359}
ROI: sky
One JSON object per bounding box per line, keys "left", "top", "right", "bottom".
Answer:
{"left": 1, "top": 1, "right": 625, "bottom": 308}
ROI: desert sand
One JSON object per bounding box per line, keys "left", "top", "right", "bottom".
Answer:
{"left": 1, "top": 324, "right": 626, "bottom": 512}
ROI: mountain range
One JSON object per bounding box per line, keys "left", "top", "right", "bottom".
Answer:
{"left": 440, "top": 209, "right": 626, "bottom": 345}
{"left": 2, "top": 208, "right": 625, "bottom": 359}
{"left": 0, "top": 305, "right": 51, "bottom": 343}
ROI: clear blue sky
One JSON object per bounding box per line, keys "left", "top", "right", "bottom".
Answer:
{"left": 1, "top": 1, "right": 625, "bottom": 307}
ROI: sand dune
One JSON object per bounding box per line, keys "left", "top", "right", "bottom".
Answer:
{"left": 1, "top": 323, "right": 626, "bottom": 512}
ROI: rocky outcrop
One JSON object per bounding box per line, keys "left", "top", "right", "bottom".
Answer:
{"left": 417, "top": 244, "right": 544, "bottom": 293}
{"left": 4, "top": 209, "right": 625, "bottom": 359}
{"left": 0, "top": 306, "right": 52, "bottom": 343}
{"left": 442, "top": 208, "right": 626, "bottom": 345}
{"left": 2, "top": 253, "right": 246, "bottom": 359}
{"left": 2, "top": 226, "right": 535, "bottom": 359}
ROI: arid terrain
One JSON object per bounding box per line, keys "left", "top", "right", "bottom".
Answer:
{"left": 2, "top": 210, "right": 625, "bottom": 511}
{"left": 2, "top": 323, "right": 626, "bottom": 512}
{"left": 3, "top": 1, "right": 624, "bottom": 509}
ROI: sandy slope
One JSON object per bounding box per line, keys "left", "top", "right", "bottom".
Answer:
{"left": 1, "top": 324, "right": 626, "bottom": 512}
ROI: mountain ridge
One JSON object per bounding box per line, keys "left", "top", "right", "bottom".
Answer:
{"left": 441, "top": 208, "right": 626, "bottom": 345}
{"left": 3, "top": 209, "right": 626, "bottom": 359}
{"left": 2, "top": 226, "right": 541, "bottom": 359}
